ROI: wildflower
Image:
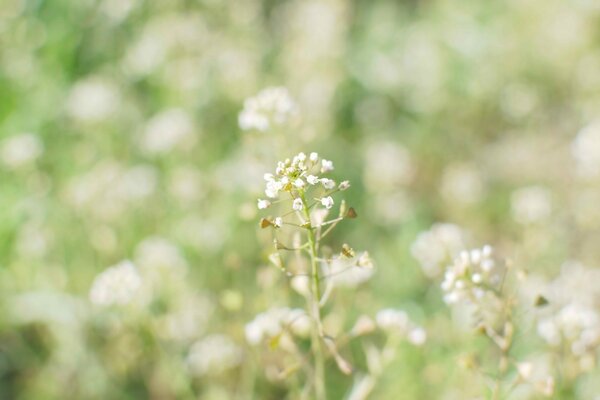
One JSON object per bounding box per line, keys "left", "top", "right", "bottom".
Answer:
{"left": 324, "top": 252, "right": 374, "bottom": 288}
{"left": 238, "top": 87, "right": 298, "bottom": 132}
{"left": 293, "top": 178, "right": 305, "bottom": 188}
{"left": 510, "top": 186, "right": 552, "bottom": 224}
{"left": 321, "top": 159, "right": 334, "bottom": 173}
{"left": 441, "top": 245, "right": 500, "bottom": 305}
{"left": 375, "top": 308, "right": 426, "bottom": 346}
{"left": 89, "top": 260, "right": 142, "bottom": 306}
{"left": 245, "top": 307, "right": 311, "bottom": 345}
{"left": 572, "top": 120, "right": 600, "bottom": 178}
{"left": 339, "top": 180, "right": 351, "bottom": 190}
{"left": 187, "top": 334, "right": 242, "bottom": 376}
{"left": 66, "top": 76, "right": 120, "bottom": 123}
{"left": 320, "top": 178, "right": 336, "bottom": 190}
{"left": 307, "top": 175, "right": 319, "bottom": 185}
{"left": 321, "top": 196, "right": 334, "bottom": 209}
{"left": 141, "top": 108, "right": 194, "bottom": 155}
{"left": 310, "top": 152, "right": 318, "bottom": 162}
{"left": 0, "top": 133, "right": 44, "bottom": 169}
{"left": 293, "top": 198, "right": 304, "bottom": 211}
{"left": 411, "top": 223, "right": 468, "bottom": 278}
{"left": 273, "top": 217, "right": 283, "bottom": 228}
{"left": 257, "top": 199, "right": 271, "bottom": 209}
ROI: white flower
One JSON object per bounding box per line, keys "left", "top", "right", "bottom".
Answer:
{"left": 238, "top": 87, "right": 298, "bottom": 132}
{"left": 572, "top": 120, "right": 600, "bottom": 178}
{"left": 292, "top": 198, "right": 304, "bottom": 211}
{"left": 511, "top": 186, "right": 552, "bottom": 224}
{"left": 273, "top": 217, "right": 283, "bottom": 228}
{"left": 376, "top": 308, "right": 426, "bottom": 345}
{"left": 320, "top": 196, "right": 334, "bottom": 209}
{"left": 325, "top": 252, "right": 374, "bottom": 288}
{"left": 339, "top": 180, "right": 350, "bottom": 190}
{"left": 410, "top": 223, "right": 468, "bottom": 278}
{"left": 265, "top": 180, "right": 282, "bottom": 198}
{"left": 141, "top": 108, "right": 194, "bottom": 155}
{"left": 320, "top": 178, "right": 336, "bottom": 190}
{"left": 187, "top": 334, "right": 242, "bottom": 376}
{"left": 408, "top": 327, "right": 427, "bottom": 346}
{"left": 293, "top": 178, "right": 305, "bottom": 188}
{"left": 66, "top": 76, "right": 120, "bottom": 122}
{"left": 307, "top": 175, "right": 319, "bottom": 185}
{"left": 441, "top": 245, "right": 501, "bottom": 307}
{"left": 0, "top": 133, "right": 43, "bottom": 168}
{"left": 310, "top": 152, "right": 318, "bottom": 162}
{"left": 245, "top": 307, "right": 310, "bottom": 345}
{"left": 321, "top": 159, "right": 334, "bottom": 173}
{"left": 89, "top": 260, "right": 142, "bottom": 306}
{"left": 257, "top": 199, "right": 271, "bottom": 209}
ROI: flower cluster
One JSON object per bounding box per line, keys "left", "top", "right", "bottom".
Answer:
{"left": 411, "top": 223, "right": 468, "bottom": 278}
{"left": 238, "top": 87, "right": 298, "bottom": 132}
{"left": 441, "top": 245, "right": 501, "bottom": 305}
{"left": 187, "top": 334, "right": 243, "bottom": 376}
{"left": 375, "top": 309, "right": 427, "bottom": 346}
{"left": 324, "top": 251, "right": 375, "bottom": 288}
{"left": 535, "top": 262, "right": 600, "bottom": 368}
{"left": 572, "top": 119, "right": 600, "bottom": 179}
{"left": 89, "top": 260, "right": 142, "bottom": 306}
{"left": 245, "top": 307, "right": 311, "bottom": 345}
{"left": 257, "top": 152, "right": 349, "bottom": 227}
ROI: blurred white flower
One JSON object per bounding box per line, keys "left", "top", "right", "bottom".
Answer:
{"left": 411, "top": 223, "right": 468, "bottom": 278}
{"left": 375, "top": 308, "right": 426, "bottom": 346}
{"left": 440, "top": 163, "right": 484, "bottom": 206}
{"left": 324, "top": 252, "right": 374, "bottom": 288}
{"left": 321, "top": 159, "right": 334, "bottom": 173}
{"left": 0, "top": 133, "right": 43, "bottom": 169}
{"left": 573, "top": 120, "right": 600, "bottom": 178}
{"left": 363, "top": 141, "right": 414, "bottom": 192}
{"left": 511, "top": 186, "right": 552, "bottom": 225}
{"left": 141, "top": 108, "right": 195, "bottom": 155}
{"left": 66, "top": 76, "right": 120, "bottom": 122}
{"left": 187, "top": 334, "right": 242, "bottom": 376}
{"left": 89, "top": 260, "right": 142, "bottom": 306}
{"left": 239, "top": 87, "right": 298, "bottom": 132}
{"left": 135, "top": 236, "right": 188, "bottom": 273}
{"left": 245, "top": 307, "right": 310, "bottom": 345}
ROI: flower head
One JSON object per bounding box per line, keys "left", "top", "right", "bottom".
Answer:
{"left": 238, "top": 87, "right": 298, "bottom": 132}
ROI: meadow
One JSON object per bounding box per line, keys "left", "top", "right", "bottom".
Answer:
{"left": 1, "top": 0, "right": 600, "bottom": 399}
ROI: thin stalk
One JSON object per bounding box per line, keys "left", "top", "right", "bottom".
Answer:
{"left": 301, "top": 191, "right": 327, "bottom": 400}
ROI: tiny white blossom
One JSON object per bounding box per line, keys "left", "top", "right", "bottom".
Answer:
{"left": 187, "top": 334, "right": 242, "bottom": 376}
{"left": 274, "top": 217, "right": 283, "bottom": 228}
{"left": 321, "top": 159, "right": 334, "bottom": 173}
{"left": 320, "top": 196, "right": 334, "bottom": 209}
{"left": 257, "top": 199, "right": 271, "bottom": 210}
{"left": 238, "top": 87, "right": 298, "bottom": 132}
{"left": 307, "top": 175, "right": 319, "bottom": 185}
{"left": 339, "top": 180, "right": 350, "bottom": 190}
{"left": 310, "top": 152, "right": 318, "bottom": 162}
{"left": 89, "top": 260, "right": 142, "bottom": 306}
{"left": 320, "top": 178, "right": 336, "bottom": 190}
{"left": 293, "top": 178, "right": 305, "bottom": 188}
{"left": 292, "top": 198, "right": 303, "bottom": 211}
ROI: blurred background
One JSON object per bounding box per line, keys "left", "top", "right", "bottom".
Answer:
{"left": 2, "top": 0, "right": 600, "bottom": 398}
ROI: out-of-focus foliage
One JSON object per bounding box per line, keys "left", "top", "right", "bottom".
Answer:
{"left": 2, "top": 0, "right": 600, "bottom": 398}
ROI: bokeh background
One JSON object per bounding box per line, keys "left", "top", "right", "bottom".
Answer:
{"left": 2, "top": 0, "right": 600, "bottom": 398}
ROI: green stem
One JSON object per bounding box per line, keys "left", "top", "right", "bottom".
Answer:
{"left": 301, "top": 192, "right": 326, "bottom": 400}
